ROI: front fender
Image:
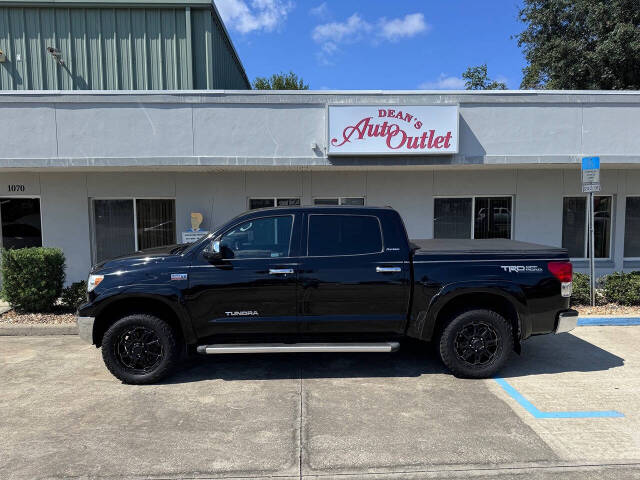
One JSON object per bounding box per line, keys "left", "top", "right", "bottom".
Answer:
{"left": 418, "top": 280, "right": 529, "bottom": 342}
{"left": 79, "top": 285, "right": 197, "bottom": 345}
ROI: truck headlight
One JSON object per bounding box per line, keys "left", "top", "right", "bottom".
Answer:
{"left": 87, "top": 274, "right": 104, "bottom": 292}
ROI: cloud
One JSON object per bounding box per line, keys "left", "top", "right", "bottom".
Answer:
{"left": 312, "top": 13, "right": 372, "bottom": 51}
{"left": 419, "top": 74, "right": 466, "bottom": 90}
{"left": 312, "top": 12, "right": 428, "bottom": 63}
{"left": 215, "top": 0, "right": 294, "bottom": 34}
{"left": 309, "top": 2, "right": 328, "bottom": 18}
{"left": 379, "top": 13, "right": 429, "bottom": 41}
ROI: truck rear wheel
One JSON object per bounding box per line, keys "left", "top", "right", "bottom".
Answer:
{"left": 438, "top": 309, "right": 513, "bottom": 379}
{"left": 101, "top": 313, "right": 179, "bottom": 384}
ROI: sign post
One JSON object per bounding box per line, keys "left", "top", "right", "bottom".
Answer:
{"left": 581, "top": 157, "right": 600, "bottom": 306}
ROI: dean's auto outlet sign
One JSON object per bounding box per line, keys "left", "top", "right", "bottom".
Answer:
{"left": 328, "top": 105, "right": 459, "bottom": 155}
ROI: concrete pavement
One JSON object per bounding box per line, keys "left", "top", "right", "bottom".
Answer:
{"left": 0, "top": 327, "right": 639, "bottom": 479}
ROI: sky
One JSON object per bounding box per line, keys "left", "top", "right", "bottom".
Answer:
{"left": 214, "top": 0, "right": 527, "bottom": 90}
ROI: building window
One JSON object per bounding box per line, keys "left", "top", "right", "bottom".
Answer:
{"left": 313, "top": 197, "right": 365, "bottom": 206}
{"left": 562, "top": 196, "right": 612, "bottom": 258}
{"left": 433, "top": 197, "right": 512, "bottom": 239}
{"left": 92, "top": 199, "right": 176, "bottom": 263}
{"left": 0, "top": 198, "right": 42, "bottom": 249}
{"left": 248, "top": 198, "right": 300, "bottom": 210}
{"left": 624, "top": 197, "right": 640, "bottom": 258}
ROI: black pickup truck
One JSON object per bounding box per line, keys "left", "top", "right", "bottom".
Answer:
{"left": 77, "top": 206, "right": 577, "bottom": 384}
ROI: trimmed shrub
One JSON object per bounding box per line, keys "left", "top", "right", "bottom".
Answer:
{"left": 570, "top": 272, "right": 592, "bottom": 306}
{"left": 61, "top": 281, "right": 87, "bottom": 310}
{"left": 0, "top": 247, "right": 66, "bottom": 312}
{"left": 602, "top": 271, "right": 640, "bottom": 306}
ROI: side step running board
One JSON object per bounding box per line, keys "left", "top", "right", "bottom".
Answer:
{"left": 196, "top": 342, "right": 400, "bottom": 355}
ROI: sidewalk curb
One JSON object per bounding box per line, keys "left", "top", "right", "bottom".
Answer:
{"left": 0, "top": 324, "right": 78, "bottom": 336}
{"left": 1, "top": 317, "right": 638, "bottom": 336}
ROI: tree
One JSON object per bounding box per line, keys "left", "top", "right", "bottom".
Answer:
{"left": 517, "top": 0, "right": 640, "bottom": 89}
{"left": 462, "top": 64, "right": 507, "bottom": 90}
{"left": 252, "top": 71, "right": 309, "bottom": 90}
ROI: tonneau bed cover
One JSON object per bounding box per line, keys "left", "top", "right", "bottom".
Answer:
{"left": 411, "top": 239, "right": 567, "bottom": 258}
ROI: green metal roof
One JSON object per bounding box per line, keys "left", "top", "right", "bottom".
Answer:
{"left": 0, "top": 0, "right": 251, "bottom": 89}
{"left": 0, "top": 0, "right": 214, "bottom": 7}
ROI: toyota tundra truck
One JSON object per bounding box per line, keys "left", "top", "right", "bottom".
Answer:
{"left": 77, "top": 206, "right": 577, "bottom": 384}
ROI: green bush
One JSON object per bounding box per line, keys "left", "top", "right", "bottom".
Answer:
{"left": 602, "top": 271, "right": 640, "bottom": 306}
{"left": 61, "top": 281, "right": 87, "bottom": 310}
{"left": 570, "top": 272, "right": 592, "bottom": 306}
{"left": 0, "top": 247, "right": 66, "bottom": 312}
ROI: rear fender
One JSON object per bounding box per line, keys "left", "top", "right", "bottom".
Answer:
{"left": 417, "top": 281, "right": 528, "bottom": 344}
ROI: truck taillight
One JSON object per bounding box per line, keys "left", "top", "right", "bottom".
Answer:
{"left": 548, "top": 261, "right": 573, "bottom": 297}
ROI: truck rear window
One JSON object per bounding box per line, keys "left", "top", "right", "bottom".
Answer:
{"left": 308, "top": 214, "right": 383, "bottom": 256}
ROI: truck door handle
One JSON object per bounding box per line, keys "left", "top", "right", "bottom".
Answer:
{"left": 269, "top": 268, "right": 294, "bottom": 275}
{"left": 376, "top": 266, "right": 401, "bottom": 273}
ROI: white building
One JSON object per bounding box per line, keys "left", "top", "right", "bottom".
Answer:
{"left": 1, "top": 89, "right": 640, "bottom": 283}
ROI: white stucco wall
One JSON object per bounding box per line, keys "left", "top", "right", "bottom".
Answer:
{"left": 2, "top": 91, "right": 640, "bottom": 283}
{"left": 2, "top": 167, "right": 634, "bottom": 283}
{"left": 2, "top": 91, "right": 640, "bottom": 168}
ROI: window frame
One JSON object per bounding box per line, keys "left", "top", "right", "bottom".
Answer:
{"left": 215, "top": 213, "right": 296, "bottom": 260}
{"left": 247, "top": 197, "right": 301, "bottom": 210}
{"left": 305, "top": 213, "right": 385, "bottom": 258}
{"left": 623, "top": 195, "right": 640, "bottom": 260}
{"left": 89, "top": 197, "right": 176, "bottom": 264}
{"left": 0, "top": 195, "right": 44, "bottom": 250}
{"left": 313, "top": 197, "right": 366, "bottom": 206}
{"left": 433, "top": 195, "right": 515, "bottom": 240}
{"left": 561, "top": 194, "right": 614, "bottom": 260}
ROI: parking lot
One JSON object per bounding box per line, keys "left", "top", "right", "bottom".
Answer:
{"left": 1, "top": 326, "right": 639, "bottom": 479}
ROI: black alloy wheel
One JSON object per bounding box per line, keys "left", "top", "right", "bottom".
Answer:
{"left": 438, "top": 309, "right": 513, "bottom": 379}
{"left": 453, "top": 321, "right": 500, "bottom": 367}
{"left": 114, "top": 326, "right": 164, "bottom": 374}
{"left": 101, "top": 314, "right": 179, "bottom": 384}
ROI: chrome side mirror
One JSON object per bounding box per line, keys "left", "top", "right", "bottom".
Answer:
{"left": 202, "top": 240, "right": 223, "bottom": 261}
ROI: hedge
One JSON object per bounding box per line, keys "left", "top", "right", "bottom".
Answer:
{"left": 0, "top": 247, "right": 66, "bottom": 312}
{"left": 61, "top": 280, "right": 88, "bottom": 310}
{"left": 602, "top": 271, "right": 640, "bottom": 306}
{"left": 570, "top": 272, "right": 592, "bottom": 306}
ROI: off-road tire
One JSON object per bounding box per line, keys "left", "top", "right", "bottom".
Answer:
{"left": 101, "top": 314, "right": 179, "bottom": 384}
{"left": 438, "top": 309, "right": 513, "bottom": 379}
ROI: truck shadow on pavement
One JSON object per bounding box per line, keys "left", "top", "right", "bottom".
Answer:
{"left": 159, "top": 331, "right": 624, "bottom": 385}
{"left": 499, "top": 332, "right": 624, "bottom": 378}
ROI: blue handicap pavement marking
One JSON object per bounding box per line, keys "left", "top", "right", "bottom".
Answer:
{"left": 494, "top": 378, "right": 624, "bottom": 419}
{"left": 578, "top": 317, "right": 640, "bottom": 326}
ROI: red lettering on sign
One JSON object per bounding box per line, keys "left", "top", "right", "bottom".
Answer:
{"left": 443, "top": 131, "right": 452, "bottom": 148}
{"left": 330, "top": 110, "right": 454, "bottom": 152}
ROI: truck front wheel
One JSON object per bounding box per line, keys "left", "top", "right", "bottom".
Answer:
{"left": 438, "top": 309, "right": 513, "bottom": 379}
{"left": 101, "top": 314, "right": 179, "bottom": 384}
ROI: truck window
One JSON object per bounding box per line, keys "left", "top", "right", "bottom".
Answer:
{"left": 307, "top": 214, "right": 382, "bottom": 256}
{"left": 220, "top": 215, "right": 293, "bottom": 259}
